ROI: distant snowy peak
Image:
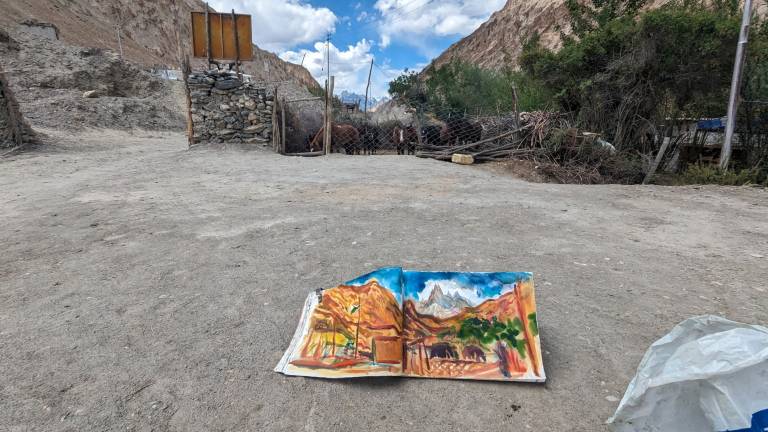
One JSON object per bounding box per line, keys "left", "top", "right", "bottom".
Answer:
{"left": 339, "top": 90, "right": 389, "bottom": 110}
{"left": 418, "top": 284, "right": 472, "bottom": 318}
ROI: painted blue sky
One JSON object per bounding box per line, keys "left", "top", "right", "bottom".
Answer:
{"left": 210, "top": 0, "right": 507, "bottom": 98}
{"left": 343, "top": 268, "right": 532, "bottom": 306}
{"left": 404, "top": 271, "right": 532, "bottom": 305}
{"left": 345, "top": 267, "right": 404, "bottom": 303}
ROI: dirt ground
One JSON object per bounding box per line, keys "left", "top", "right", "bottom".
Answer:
{"left": 1, "top": 129, "right": 767, "bottom": 431}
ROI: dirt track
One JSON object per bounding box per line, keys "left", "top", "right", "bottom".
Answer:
{"left": 1, "top": 130, "right": 767, "bottom": 431}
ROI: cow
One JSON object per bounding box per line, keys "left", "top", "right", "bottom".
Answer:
{"left": 309, "top": 123, "right": 360, "bottom": 154}
{"left": 421, "top": 125, "right": 442, "bottom": 147}
{"left": 393, "top": 125, "right": 418, "bottom": 155}
{"left": 462, "top": 345, "right": 486, "bottom": 362}
{"left": 429, "top": 342, "right": 459, "bottom": 360}
{"left": 440, "top": 117, "right": 482, "bottom": 147}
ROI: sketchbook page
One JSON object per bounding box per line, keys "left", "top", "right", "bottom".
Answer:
{"left": 402, "top": 271, "right": 545, "bottom": 382}
{"left": 274, "top": 267, "right": 404, "bottom": 378}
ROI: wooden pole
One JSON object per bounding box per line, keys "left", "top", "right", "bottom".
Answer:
{"left": 281, "top": 98, "right": 286, "bottom": 154}
{"left": 414, "top": 108, "right": 423, "bottom": 152}
{"left": 219, "top": 14, "right": 224, "bottom": 65}
{"left": 722, "top": 0, "right": 753, "bottom": 170}
{"left": 204, "top": 3, "right": 211, "bottom": 67}
{"left": 324, "top": 76, "right": 334, "bottom": 155}
{"left": 323, "top": 79, "right": 329, "bottom": 154}
{"left": 363, "top": 58, "right": 374, "bottom": 118}
{"left": 272, "top": 87, "right": 279, "bottom": 152}
{"left": 181, "top": 55, "right": 194, "bottom": 147}
{"left": 512, "top": 83, "right": 520, "bottom": 129}
{"left": 643, "top": 135, "right": 671, "bottom": 184}
{"left": 231, "top": 9, "right": 241, "bottom": 77}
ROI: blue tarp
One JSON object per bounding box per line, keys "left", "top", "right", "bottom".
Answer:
{"left": 698, "top": 118, "right": 726, "bottom": 130}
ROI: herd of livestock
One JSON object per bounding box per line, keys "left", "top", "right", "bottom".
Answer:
{"left": 306, "top": 117, "right": 483, "bottom": 155}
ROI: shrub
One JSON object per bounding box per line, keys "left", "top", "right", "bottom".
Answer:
{"left": 674, "top": 165, "right": 767, "bottom": 186}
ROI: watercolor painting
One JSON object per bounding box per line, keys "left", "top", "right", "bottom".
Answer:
{"left": 402, "top": 271, "right": 544, "bottom": 382}
{"left": 275, "top": 267, "right": 404, "bottom": 378}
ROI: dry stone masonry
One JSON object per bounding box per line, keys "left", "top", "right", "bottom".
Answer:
{"left": 188, "top": 70, "right": 273, "bottom": 144}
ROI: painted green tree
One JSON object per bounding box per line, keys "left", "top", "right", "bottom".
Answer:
{"left": 456, "top": 316, "right": 527, "bottom": 358}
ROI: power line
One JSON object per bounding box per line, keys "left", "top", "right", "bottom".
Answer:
{"left": 379, "top": 0, "right": 431, "bottom": 16}
{"left": 381, "top": 0, "right": 436, "bottom": 25}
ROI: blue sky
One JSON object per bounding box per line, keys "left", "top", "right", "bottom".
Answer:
{"left": 210, "top": 0, "right": 506, "bottom": 98}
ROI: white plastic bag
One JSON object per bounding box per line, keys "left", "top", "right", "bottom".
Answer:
{"left": 608, "top": 315, "right": 768, "bottom": 432}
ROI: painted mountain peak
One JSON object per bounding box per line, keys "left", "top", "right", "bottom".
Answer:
{"left": 418, "top": 283, "right": 472, "bottom": 318}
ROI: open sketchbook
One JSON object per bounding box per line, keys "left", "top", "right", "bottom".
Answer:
{"left": 275, "top": 268, "right": 545, "bottom": 382}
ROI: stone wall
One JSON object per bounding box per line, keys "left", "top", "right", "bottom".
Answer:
{"left": 1, "top": 72, "right": 35, "bottom": 149}
{"left": 188, "top": 70, "right": 273, "bottom": 144}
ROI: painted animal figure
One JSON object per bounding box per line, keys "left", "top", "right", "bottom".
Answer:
{"left": 462, "top": 345, "right": 486, "bottom": 362}
{"left": 393, "top": 125, "right": 418, "bottom": 155}
{"left": 309, "top": 124, "right": 361, "bottom": 154}
{"left": 440, "top": 117, "right": 482, "bottom": 146}
{"left": 421, "top": 125, "right": 442, "bottom": 146}
{"left": 429, "top": 342, "right": 459, "bottom": 360}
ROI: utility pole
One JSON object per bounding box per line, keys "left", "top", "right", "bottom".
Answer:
{"left": 325, "top": 33, "right": 331, "bottom": 85}
{"left": 363, "top": 58, "right": 374, "bottom": 118}
{"left": 721, "top": 0, "right": 753, "bottom": 170}
{"left": 300, "top": 52, "right": 306, "bottom": 67}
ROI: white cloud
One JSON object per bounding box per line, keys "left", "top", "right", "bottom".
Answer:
{"left": 280, "top": 39, "right": 371, "bottom": 94}
{"left": 374, "top": 0, "right": 505, "bottom": 51}
{"left": 209, "top": 0, "right": 337, "bottom": 52}
{"left": 418, "top": 279, "right": 514, "bottom": 306}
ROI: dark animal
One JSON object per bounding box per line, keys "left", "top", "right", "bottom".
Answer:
{"left": 393, "top": 126, "right": 418, "bottom": 155}
{"left": 462, "top": 345, "right": 486, "bottom": 362}
{"left": 359, "top": 125, "right": 380, "bottom": 155}
{"left": 421, "top": 125, "right": 442, "bottom": 146}
{"left": 429, "top": 342, "right": 459, "bottom": 360}
{"left": 440, "top": 117, "right": 482, "bottom": 146}
{"left": 309, "top": 124, "right": 360, "bottom": 154}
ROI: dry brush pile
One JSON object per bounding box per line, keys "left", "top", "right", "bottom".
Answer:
{"left": 416, "top": 111, "right": 645, "bottom": 184}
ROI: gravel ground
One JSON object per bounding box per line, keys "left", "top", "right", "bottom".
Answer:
{"left": 1, "top": 129, "right": 767, "bottom": 431}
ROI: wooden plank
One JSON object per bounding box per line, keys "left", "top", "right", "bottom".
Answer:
{"left": 191, "top": 12, "right": 252, "bottom": 60}
{"left": 643, "top": 136, "right": 671, "bottom": 184}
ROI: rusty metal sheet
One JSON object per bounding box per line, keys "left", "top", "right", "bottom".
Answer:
{"left": 191, "top": 11, "right": 252, "bottom": 61}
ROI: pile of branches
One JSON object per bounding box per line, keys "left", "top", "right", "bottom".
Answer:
{"left": 415, "top": 111, "right": 568, "bottom": 162}
{"left": 519, "top": 111, "right": 570, "bottom": 148}
{"left": 416, "top": 125, "right": 536, "bottom": 162}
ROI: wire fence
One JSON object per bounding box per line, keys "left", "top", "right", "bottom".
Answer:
{"left": 274, "top": 64, "right": 535, "bottom": 161}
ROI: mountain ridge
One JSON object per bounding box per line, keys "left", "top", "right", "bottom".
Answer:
{"left": 0, "top": 0, "right": 319, "bottom": 89}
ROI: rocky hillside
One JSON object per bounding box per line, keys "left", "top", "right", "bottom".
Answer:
{"left": 0, "top": 0, "right": 318, "bottom": 89}
{"left": 427, "top": 0, "right": 573, "bottom": 71}
{"left": 426, "top": 0, "right": 697, "bottom": 71}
